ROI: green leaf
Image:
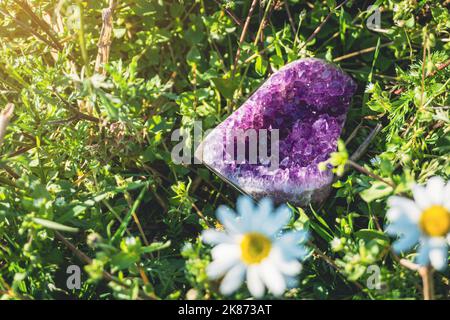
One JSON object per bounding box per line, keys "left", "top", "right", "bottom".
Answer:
{"left": 141, "top": 241, "right": 171, "bottom": 253}
{"left": 186, "top": 46, "right": 201, "bottom": 66}
{"left": 255, "top": 55, "right": 268, "bottom": 76}
{"left": 211, "top": 77, "right": 238, "bottom": 100}
{"left": 33, "top": 218, "right": 79, "bottom": 233}
{"left": 354, "top": 229, "right": 389, "bottom": 242}
{"left": 360, "top": 181, "right": 393, "bottom": 203}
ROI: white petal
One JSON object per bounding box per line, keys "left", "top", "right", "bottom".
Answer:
{"left": 385, "top": 221, "right": 417, "bottom": 237}
{"left": 257, "top": 198, "right": 274, "bottom": 217}
{"left": 237, "top": 196, "right": 255, "bottom": 223}
{"left": 386, "top": 207, "right": 404, "bottom": 222}
{"left": 219, "top": 263, "right": 246, "bottom": 296}
{"left": 412, "top": 185, "right": 432, "bottom": 211}
{"left": 207, "top": 256, "right": 239, "bottom": 280}
{"left": 279, "top": 230, "right": 309, "bottom": 244}
{"left": 211, "top": 243, "right": 240, "bottom": 261}
{"left": 246, "top": 265, "right": 265, "bottom": 298}
{"left": 246, "top": 198, "right": 273, "bottom": 232}
{"left": 425, "top": 176, "right": 445, "bottom": 205}
{"left": 443, "top": 183, "right": 450, "bottom": 211}
{"left": 388, "top": 196, "right": 422, "bottom": 222}
{"left": 259, "top": 260, "right": 286, "bottom": 296}
{"left": 428, "top": 238, "right": 448, "bottom": 271}
{"left": 263, "top": 205, "right": 292, "bottom": 236}
{"left": 202, "top": 230, "right": 232, "bottom": 245}
{"left": 217, "top": 205, "right": 241, "bottom": 234}
{"left": 416, "top": 239, "right": 430, "bottom": 266}
{"left": 391, "top": 231, "right": 420, "bottom": 253}
{"left": 277, "top": 231, "right": 310, "bottom": 260}
{"left": 270, "top": 247, "right": 302, "bottom": 276}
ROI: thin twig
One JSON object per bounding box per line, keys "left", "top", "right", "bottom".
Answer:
{"left": 299, "top": 0, "right": 351, "bottom": 51}
{"left": 252, "top": 0, "right": 273, "bottom": 47}
{"left": 232, "top": 0, "right": 259, "bottom": 75}
{"left": 192, "top": 202, "right": 212, "bottom": 228}
{"left": 347, "top": 159, "right": 396, "bottom": 189}
{"left": 212, "top": 0, "right": 245, "bottom": 29}
{"left": 53, "top": 90, "right": 100, "bottom": 123}
{"left": 344, "top": 122, "right": 363, "bottom": 144}
{"left": 12, "top": 0, "right": 64, "bottom": 51}
{"left": 349, "top": 123, "right": 383, "bottom": 163}
{"left": 95, "top": 0, "right": 117, "bottom": 75}
{"left": 0, "top": 103, "right": 14, "bottom": 147}
{"left": 426, "top": 58, "right": 450, "bottom": 78}
{"left": 333, "top": 41, "right": 394, "bottom": 62}
{"left": 283, "top": 1, "right": 296, "bottom": 39}
{"left": 0, "top": 7, "right": 60, "bottom": 51}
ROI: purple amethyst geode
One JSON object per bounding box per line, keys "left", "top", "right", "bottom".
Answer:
{"left": 195, "top": 58, "right": 357, "bottom": 206}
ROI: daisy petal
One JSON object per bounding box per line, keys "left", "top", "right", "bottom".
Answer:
{"left": 202, "top": 229, "right": 232, "bottom": 245}
{"left": 260, "top": 260, "right": 286, "bottom": 296}
{"left": 257, "top": 198, "right": 273, "bottom": 219}
{"left": 246, "top": 265, "right": 265, "bottom": 298}
{"left": 425, "top": 176, "right": 445, "bottom": 205}
{"left": 207, "top": 256, "right": 239, "bottom": 280}
{"left": 271, "top": 247, "right": 302, "bottom": 276}
{"left": 391, "top": 231, "right": 420, "bottom": 253}
{"left": 277, "top": 231, "right": 310, "bottom": 260}
{"left": 416, "top": 239, "right": 430, "bottom": 266}
{"left": 412, "top": 185, "right": 432, "bottom": 211}
{"left": 279, "top": 230, "right": 309, "bottom": 244}
{"left": 236, "top": 196, "right": 254, "bottom": 221}
{"left": 428, "top": 238, "right": 448, "bottom": 271}
{"left": 264, "top": 205, "right": 292, "bottom": 235}
{"left": 388, "top": 196, "right": 421, "bottom": 222}
{"left": 219, "top": 263, "right": 246, "bottom": 296}
{"left": 217, "top": 205, "right": 241, "bottom": 234}
{"left": 443, "top": 183, "right": 450, "bottom": 212}
{"left": 211, "top": 243, "right": 240, "bottom": 261}
{"left": 385, "top": 219, "right": 418, "bottom": 236}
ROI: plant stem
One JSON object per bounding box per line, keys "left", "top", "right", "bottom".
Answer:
{"left": 232, "top": 0, "right": 259, "bottom": 76}
{"left": 299, "top": 0, "right": 351, "bottom": 51}
{"left": 333, "top": 42, "right": 394, "bottom": 62}
{"left": 419, "top": 265, "right": 435, "bottom": 300}
{"left": 76, "top": 0, "right": 90, "bottom": 75}
{"left": 347, "top": 159, "right": 396, "bottom": 189}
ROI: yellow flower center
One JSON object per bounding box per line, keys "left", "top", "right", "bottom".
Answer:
{"left": 419, "top": 205, "right": 450, "bottom": 237}
{"left": 240, "top": 232, "right": 272, "bottom": 265}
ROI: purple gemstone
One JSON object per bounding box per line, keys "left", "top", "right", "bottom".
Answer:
{"left": 195, "top": 58, "right": 357, "bottom": 206}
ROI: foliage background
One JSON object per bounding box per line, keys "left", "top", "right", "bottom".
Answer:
{"left": 0, "top": 0, "right": 449, "bottom": 299}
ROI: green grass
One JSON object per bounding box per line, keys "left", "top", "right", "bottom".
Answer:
{"left": 0, "top": 0, "right": 449, "bottom": 300}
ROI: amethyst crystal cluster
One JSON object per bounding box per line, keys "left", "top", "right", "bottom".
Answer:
{"left": 196, "top": 58, "right": 356, "bottom": 206}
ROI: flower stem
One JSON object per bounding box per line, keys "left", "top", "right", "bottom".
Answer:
{"left": 346, "top": 159, "right": 396, "bottom": 189}
{"left": 419, "top": 265, "right": 435, "bottom": 300}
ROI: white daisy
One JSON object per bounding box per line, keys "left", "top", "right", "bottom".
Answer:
{"left": 385, "top": 176, "right": 450, "bottom": 270}
{"left": 202, "top": 196, "right": 309, "bottom": 298}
